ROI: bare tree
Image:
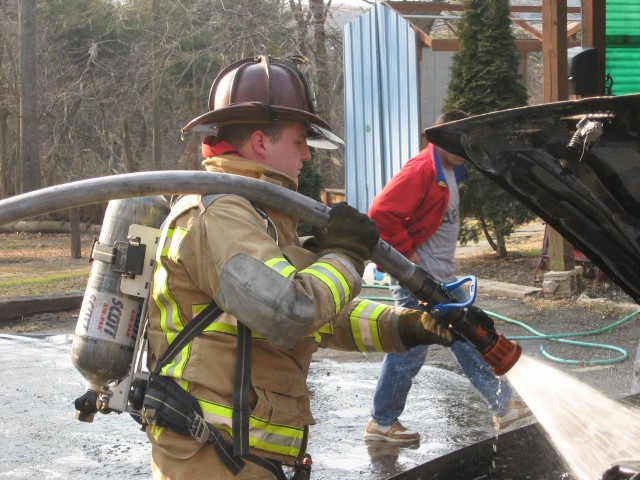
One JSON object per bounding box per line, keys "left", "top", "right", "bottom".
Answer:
{"left": 3, "top": 0, "right": 350, "bottom": 206}
{"left": 0, "top": 0, "right": 20, "bottom": 198}
{"left": 19, "top": 0, "right": 39, "bottom": 193}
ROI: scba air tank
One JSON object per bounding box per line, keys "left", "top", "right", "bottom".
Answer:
{"left": 71, "top": 196, "right": 169, "bottom": 394}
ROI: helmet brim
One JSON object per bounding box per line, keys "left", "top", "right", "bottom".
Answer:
{"left": 181, "top": 103, "right": 344, "bottom": 150}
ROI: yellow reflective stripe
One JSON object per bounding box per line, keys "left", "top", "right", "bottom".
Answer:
{"left": 149, "top": 424, "right": 165, "bottom": 441}
{"left": 193, "top": 305, "right": 268, "bottom": 338}
{"left": 299, "top": 262, "right": 350, "bottom": 314}
{"left": 153, "top": 224, "right": 190, "bottom": 378}
{"left": 158, "top": 225, "right": 186, "bottom": 257}
{"left": 350, "top": 300, "right": 388, "bottom": 352}
{"left": 318, "top": 323, "right": 333, "bottom": 335}
{"left": 203, "top": 320, "right": 267, "bottom": 339}
{"left": 307, "top": 322, "right": 334, "bottom": 343}
{"left": 264, "top": 257, "right": 296, "bottom": 278}
{"left": 198, "top": 399, "right": 304, "bottom": 457}
{"left": 167, "top": 226, "right": 187, "bottom": 257}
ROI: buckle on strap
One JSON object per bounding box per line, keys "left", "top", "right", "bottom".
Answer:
{"left": 190, "top": 413, "right": 210, "bottom": 444}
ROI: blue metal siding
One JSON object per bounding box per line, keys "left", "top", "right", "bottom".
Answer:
{"left": 343, "top": 3, "right": 420, "bottom": 214}
{"left": 420, "top": 48, "right": 454, "bottom": 130}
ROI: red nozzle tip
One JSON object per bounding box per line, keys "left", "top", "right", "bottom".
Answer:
{"left": 482, "top": 334, "right": 522, "bottom": 376}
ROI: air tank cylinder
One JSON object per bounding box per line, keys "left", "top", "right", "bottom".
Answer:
{"left": 71, "top": 196, "right": 169, "bottom": 396}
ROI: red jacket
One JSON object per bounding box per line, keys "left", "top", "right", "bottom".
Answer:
{"left": 369, "top": 143, "right": 456, "bottom": 258}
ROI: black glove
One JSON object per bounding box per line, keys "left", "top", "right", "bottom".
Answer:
{"left": 465, "top": 305, "right": 494, "bottom": 330}
{"left": 398, "top": 309, "right": 455, "bottom": 348}
{"left": 313, "top": 202, "right": 379, "bottom": 276}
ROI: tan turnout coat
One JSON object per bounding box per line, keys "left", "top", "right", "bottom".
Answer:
{"left": 146, "top": 155, "right": 409, "bottom": 477}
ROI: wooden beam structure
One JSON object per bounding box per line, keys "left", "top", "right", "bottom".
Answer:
{"left": 383, "top": 1, "right": 583, "bottom": 53}
{"left": 384, "top": 2, "right": 581, "bottom": 14}
{"left": 543, "top": 0, "right": 568, "bottom": 102}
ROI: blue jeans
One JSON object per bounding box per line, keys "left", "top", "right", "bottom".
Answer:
{"left": 371, "top": 279, "right": 513, "bottom": 425}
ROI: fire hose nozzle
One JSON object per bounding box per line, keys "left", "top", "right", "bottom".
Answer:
{"left": 397, "top": 266, "right": 523, "bottom": 376}
{"left": 442, "top": 305, "right": 522, "bottom": 376}
{"left": 448, "top": 309, "right": 522, "bottom": 376}
{"left": 481, "top": 334, "right": 522, "bottom": 376}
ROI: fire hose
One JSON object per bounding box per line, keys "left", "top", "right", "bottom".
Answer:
{"left": 0, "top": 171, "right": 521, "bottom": 375}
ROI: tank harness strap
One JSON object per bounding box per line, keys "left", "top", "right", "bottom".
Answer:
{"left": 230, "top": 202, "right": 271, "bottom": 460}
{"left": 144, "top": 369, "right": 245, "bottom": 475}
{"left": 232, "top": 321, "right": 252, "bottom": 457}
{"left": 152, "top": 302, "right": 224, "bottom": 375}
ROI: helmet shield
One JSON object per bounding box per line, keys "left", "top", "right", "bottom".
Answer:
{"left": 182, "top": 56, "right": 343, "bottom": 150}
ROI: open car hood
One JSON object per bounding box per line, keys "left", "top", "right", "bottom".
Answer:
{"left": 424, "top": 94, "right": 640, "bottom": 304}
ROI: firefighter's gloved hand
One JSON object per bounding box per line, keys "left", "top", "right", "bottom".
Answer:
{"left": 466, "top": 305, "right": 494, "bottom": 330}
{"left": 314, "top": 202, "right": 379, "bottom": 276}
{"left": 398, "top": 309, "right": 455, "bottom": 348}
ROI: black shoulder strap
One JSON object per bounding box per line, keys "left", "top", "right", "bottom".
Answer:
{"left": 153, "top": 301, "right": 223, "bottom": 375}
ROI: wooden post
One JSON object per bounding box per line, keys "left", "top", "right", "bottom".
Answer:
{"left": 543, "top": 0, "right": 568, "bottom": 102}
{"left": 543, "top": 0, "right": 574, "bottom": 273}
{"left": 69, "top": 207, "right": 81, "bottom": 259}
{"left": 581, "top": 0, "right": 606, "bottom": 95}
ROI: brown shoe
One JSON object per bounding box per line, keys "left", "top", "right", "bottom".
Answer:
{"left": 493, "top": 400, "right": 535, "bottom": 434}
{"left": 363, "top": 418, "right": 420, "bottom": 443}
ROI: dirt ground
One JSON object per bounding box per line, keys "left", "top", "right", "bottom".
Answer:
{"left": 0, "top": 220, "right": 633, "bottom": 303}
{"left": 0, "top": 231, "right": 94, "bottom": 298}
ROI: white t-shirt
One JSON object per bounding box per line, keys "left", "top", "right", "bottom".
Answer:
{"left": 415, "top": 166, "right": 459, "bottom": 283}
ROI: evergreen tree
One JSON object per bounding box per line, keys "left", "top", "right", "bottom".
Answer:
{"left": 444, "top": 0, "right": 536, "bottom": 257}
{"left": 296, "top": 156, "right": 323, "bottom": 236}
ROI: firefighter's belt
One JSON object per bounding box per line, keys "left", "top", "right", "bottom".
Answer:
{"left": 142, "top": 301, "right": 287, "bottom": 480}
{"left": 144, "top": 373, "right": 245, "bottom": 474}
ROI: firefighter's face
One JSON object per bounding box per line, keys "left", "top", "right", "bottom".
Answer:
{"left": 259, "top": 122, "right": 312, "bottom": 179}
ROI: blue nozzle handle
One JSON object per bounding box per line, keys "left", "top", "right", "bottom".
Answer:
{"left": 431, "top": 275, "right": 477, "bottom": 315}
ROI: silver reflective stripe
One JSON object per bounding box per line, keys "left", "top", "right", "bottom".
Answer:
{"left": 349, "top": 300, "right": 387, "bottom": 352}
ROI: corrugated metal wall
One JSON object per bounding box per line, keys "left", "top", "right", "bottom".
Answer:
{"left": 343, "top": 3, "right": 420, "bottom": 214}
{"left": 420, "top": 48, "right": 454, "bottom": 132}
{"left": 606, "top": 0, "right": 640, "bottom": 95}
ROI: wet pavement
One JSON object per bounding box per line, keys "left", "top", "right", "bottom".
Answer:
{"left": 1, "top": 292, "right": 639, "bottom": 479}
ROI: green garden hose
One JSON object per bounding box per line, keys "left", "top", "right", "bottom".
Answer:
{"left": 486, "top": 309, "right": 639, "bottom": 366}
{"left": 360, "top": 282, "right": 639, "bottom": 366}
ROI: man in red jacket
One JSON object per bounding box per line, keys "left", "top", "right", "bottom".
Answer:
{"left": 364, "top": 110, "right": 532, "bottom": 443}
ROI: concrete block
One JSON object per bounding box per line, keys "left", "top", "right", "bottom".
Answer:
{"left": 542, "top": 267, "right": 584, "bottom": 299}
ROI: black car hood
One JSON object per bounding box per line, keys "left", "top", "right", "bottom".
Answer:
{"left": 424, "top": 94, "right": 640, "bottom": 304}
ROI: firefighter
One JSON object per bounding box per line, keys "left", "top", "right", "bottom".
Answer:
{"left": 143, "top": 55, "right": 455, "bottom": 480}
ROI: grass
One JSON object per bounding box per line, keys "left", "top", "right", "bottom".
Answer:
{"left": 0, "top": 269, "right": 88, "bottom": 297}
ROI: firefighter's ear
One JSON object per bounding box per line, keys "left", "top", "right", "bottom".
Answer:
{"left": 249, "top": 130, "right": 269, "bottom": 159}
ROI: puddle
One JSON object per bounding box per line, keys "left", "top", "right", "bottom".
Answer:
{"left": 0, "top": 334, "right": 496, "bottom": 480}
